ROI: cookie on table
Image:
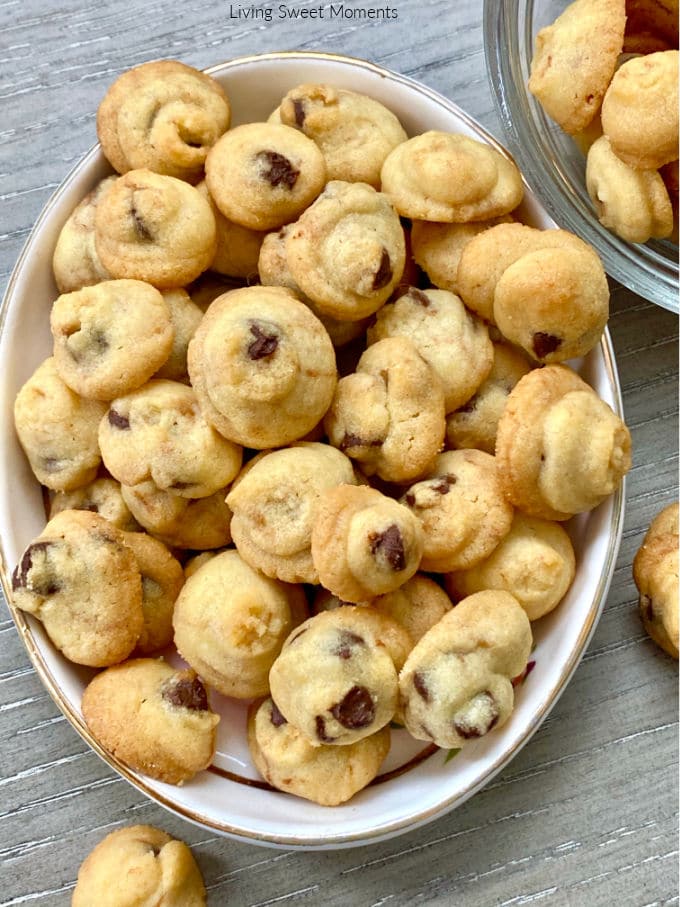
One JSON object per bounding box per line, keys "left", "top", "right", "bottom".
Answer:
{"left": 586, "top": 135, "right": 674, "bottom": 243}
{"left": 633, "top": 502, "right": 679, "bottom": 658}
{"left": 528, "top": 0, "right": 626, "bottom": 134}
{"left": 94, "top": 169, "right": 217, "bottom": 289}
{"left": 11, "top": 510, "right": 143, "bottom": 667}
{"left": 49, "top": 477, "right": 141, "bottom": 531}
{"left": 445, "top": 342, "right": 533, "bottom": 455}
{"left": 173, "top": 549, "right": 308, "bottom": 699}
{"left": 50, "top": 279, "right": 174, "bottom": 401}
{"left": 97, "top": 59, "right": 230, "bottom": 183}
{"left": 195, "top": 180, "right": 266, "bottom": 280}
{"left": 446, "top": 512, "right": 576, "bottom": 621}
{"left": 271, "top": 83, "right": 408, "bottom": 187}
{"left": 380, "top": 131, "right": 523, "bottom": 222}
{"left": 99, "top": 379, "right": 242, "bottom": 498}
{"left": 72, "top": 824, "right": 206, "bottom": 907}
{"left": 367, "top": 286, "right": 493, "bottom": 413}
{"left": 205, "top": 122, "right": 326, "bottom": 230}
{"left": 269, "top": 607, "right": 411, "bottom": 746}
{"left": 52, "top": 176, "right": 116, "bottom": 293}
{"left": 121, "top": 480, "right": 233, "bottom": 550}
{"left": 495, "top": 364, "right": 632, "bottom": 520}
{"left": 399, "top": 590, "right": 533, "bottom": 749}
{"left": 82, "top": 659, "right": 219, "bottom": 785}
{"left": 226, "top": 442, "right": 357, "bottom": 584}
{"left": 14, "top": 357, "right": 107, "bottom": 491}
{"left": 247, "top": 697, "right": 390, "bottom": 805}
{"left": 311, "top": 484, "right": 424, "bottom": 602}
{"left": 285, "top": 180, "right": 406, "bottom": 321}
{"left": 601, "top": 50, "right": 679, "bottom": 170}
{"left": 187, "top": 285, "right": 337, "bottom": 448}
{"left": 324, "top": 337, "right": 446, "bottom": 484}
{"left": 122, "top": 531, "right": 184, "bottom": 656}
{"left": 401, "top": 449, "right": 514, "bottom": 573}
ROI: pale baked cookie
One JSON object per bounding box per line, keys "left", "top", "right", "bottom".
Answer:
{"left": 272, "top": 83, "right": 408, "bottom": 187}
{"left": 311, "top": 484, "right": 425, "bottom": 602}
{"left": 49, "top": 477, "right": 141, "bottom": 531}
{"left": 285, "top": 180, "right": 406, "bottom": 320}
{"left": 52, "top": 176, "right": 116, "bottom": 293}
{"left": 410, "top": 216, "right": 513, "bottom": 295}
{"left": 445, "top": 342, "right": 533, "bottom": 455}
{"left": 401, "top": 449, "right": 514, "bottom": 573}
{"left": 173, "top": 549, "right": 308, "bottom": 699}
{"left": 122, "top": 531, "right": 184, "bottom": 656}
{"left": 183, "top": 551, "right": 220, "bottom": 580}
{"left": 226, "top": 442, "right": 357, "bottom": 584}
{"left": 601, "top": 50, "right": 679, "bottom": 170}
{"left": 72, "top": 825, "right": 206, "bottom": 907}
{"left": 94, "top": 169, "right": 217, "bottom": 288}
{"left": 269, "top": 607, "right": 411, "bottom": 746}
{"left": 633, "top": 502, "right": 679, "bottom": 658}
{"left": 446, "top": 512, "right": 576, "bottom": 621}
{"left": 121, "top": 481, "right": 233, "bottom": 550}
{"left": 528, "top": 0, "right": 626, "bottom": 134}
{"left": 247, "top": 697, "right": 390, "bottom": 805}
{"left": 81, "top": 659, "right": 219, "bottom": 784}
{"left": 372, "top": 574, "right": 453, "bottom": 644}
{"left": 14, "top": 357, "right": 107, "bottom": 491}
{"left": 99, "top": 379, "right": 242, "bottom": 497}
{"left": 196, "top": 180, "right": 265, "bottom": 279}
{"left": 380, "top": 131, "right": 523, "bottom": 222}
{"left": 399, "top": 590, "right": 533, "bottom": 749}
{"left": 50, "top": 279, "right": 174, "bottom": 400}
{"left": 97, "top": 59, "right": 230, "bottom": 183}
{"left": 205, "top": 122, "right": 326, "bottom": 230}
{"left": 11, "top": 510, "right": 143, "bottom": 667}
{"left": 495, "top": 365, "right": 632, "bottom": 520}
{"left": 153, "top": 289, "right": 204, "bottom": 382}
{"left": 586, "top": 135, "right": 674, "bottom": 243}
{"left": 367, "top": 286, "right": 493, "bottom": 413}
{"left": 324, "top": 337, "right": 446, "bottom": 483}
{"left": 187, "top": 285, "right": 337, "bottom": 448}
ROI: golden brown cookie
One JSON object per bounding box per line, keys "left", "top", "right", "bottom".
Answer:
{"left": 633, "top": 502, "right": 679, "bottom": 658}
{"left": 49, "top": 477, "right": 141, "bottom": 532}
{"left": 52, "top": 176, "right": 116, "bottom": 293}
{"left": 196, "top": 179, "right": 266, "bottom": 280}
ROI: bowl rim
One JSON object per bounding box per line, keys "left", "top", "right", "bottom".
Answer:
{"left": 0, "top": 49, "right": 626, "bottom": 848}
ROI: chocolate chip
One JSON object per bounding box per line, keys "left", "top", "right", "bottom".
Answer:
{"left": 108, "top": 409, "right": 130, "bottom": 430}
{"left": 372, "top": 248, "right": 393, "bottom": 291}
{"left": 270, "top": 701, "right": 287, "bottom": 727}
{"left": 368, "top": 524, "right": 405, "bottom": 571}
{"left": 407, "top": 287, "right": 431, "bottom": 307}
{"left": 12, "top": 541, "right": 60, "bottom": 596}
{"left": 329, "top": 685, "right": 375, "bottom": 729}
{"left": 334, "top": 630, "right": 365, "bottom": 660}
{"left": 339, "top": 433, "right": 383, "bottom": 451}
{"left": 453, "top": 691, "right": 499, "bottom": 739}
{"left": 131, "top": 204, "right": 153, "bottom": 242}
{"left": 532, "top": 332, "right": 563, "bottom": 359}
{"left": 413, "top": 672, "right": 431, "bottom": 702}
{"left": 247, "top": 322, "right": 279, "bottom": 360}
{"left": 292, "top": 98, "right": 306, "bottom": 127}
{"left": 162, "top": 675, "right": 209, "bottom": 712}
{"left": 315, "top": 715, "right": 336, "bottom": 743}
{"left": 405, "top": 492, "right": 416, "bottom": 507}
{"left": 431, "top": 475, "right": 456, "bottom": 495}
{"left": 256, "top": 150, "right": 299, "bottom": 190}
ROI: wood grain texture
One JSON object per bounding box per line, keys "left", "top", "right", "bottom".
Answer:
{"left": 0, "top": 1, "right": 677, "bottom": 905}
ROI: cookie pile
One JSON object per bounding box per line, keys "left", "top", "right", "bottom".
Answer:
{"left": 529, "top": 0, "right": 679, "bottom": 244}
{"left": 11, "top": 59, "right": 632, "bottom": 807}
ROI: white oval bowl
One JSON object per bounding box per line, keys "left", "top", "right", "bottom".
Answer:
{"left": 0, "top": 51, "right": 625, "bottom": 850}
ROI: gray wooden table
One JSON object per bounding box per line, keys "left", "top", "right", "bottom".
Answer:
{"left": 1, "top": 2, "right": 678, "bottom": 904}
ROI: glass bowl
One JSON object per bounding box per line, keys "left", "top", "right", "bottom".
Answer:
{"left": 483, "top": 0, "right": 679, "bottom": 312}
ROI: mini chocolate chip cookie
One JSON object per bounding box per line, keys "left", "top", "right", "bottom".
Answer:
{"left": 99, "top": 379, "right": 242, "bottom": 497}
{"left": 81, "top": 659, "right": 219, "bottom": 784}
{"left": 633, "top": 502, "right": 679, "bottom": 658}
{"left": 50, "top": 279, "right": 174, "bottom": 400}
{"left": 72, "top": 825, "right": 207, "bottom": 907}
{"left": 187, "top": 285, "right": 337, "bottom": 448}
{"left": 247, "top": 697, "right": 390, "bottom": 805}
{"left": 153, "top": 289, "right": 204, "bottom": 382}
{"left": 173, "top": 549, "right": 308, "bottom": 699}
{"left": 11, "top": 510, "right": 143, "bottom": 667}
{"left": 195, "top": 180, "right": 266, "bottom": 279}
{"left": 372, "top": 574, "right": 454, "bottom": 644}
{"left": 94, "top": 168, "right": 217, "bottom": 289}
{"left": 205, "top": 122, "right": 326, "bottom": 230}
{"left": 14, "top": 357, "right": 107, "bottom": 491}
{"left": 311, "top": 484, "right": 424, "bottom": 602}
{"left": 399, "top": 590, "right": 533, "bottom": 749}
{"left": 49, "top": 477, "right": 141, "bottom": 531}
{"left": 269, "top": 607, "right": 411, "bottom": 746}
{"left": 52, "top": 176, "right": 116, "bottom": 293}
